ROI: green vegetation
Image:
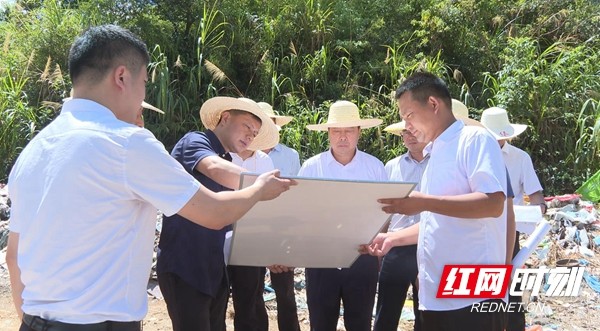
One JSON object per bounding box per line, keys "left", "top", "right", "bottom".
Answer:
{"left": 1, "top": 0, "right": 599, "bottom": 194}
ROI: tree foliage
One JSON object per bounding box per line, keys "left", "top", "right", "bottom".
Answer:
{"left": 1, "top": 0, "right": 599, "bottom": 194}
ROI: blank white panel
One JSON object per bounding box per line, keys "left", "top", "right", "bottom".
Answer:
{"left": 228, "top": 174, "right": 416, "bottom": 268}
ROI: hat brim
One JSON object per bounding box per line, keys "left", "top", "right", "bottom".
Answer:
{"left": 142, "top": 101, "right": 164, "bottom": 114}
{"left": 306, "top": 118, "right": 383, "bottom": 131}
{"left": 200, "top": 97, "right": 279, "bottom": 150}
{"left": 272, "top": 115, "right": 293, "bottom": 127}
{"left": 485, "top": 124, "right": 528, "bottom": 140}
{"left": 384, "top": 121, "right": 406, "bottom": 136}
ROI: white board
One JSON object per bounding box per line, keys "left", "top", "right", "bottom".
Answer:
{"left": 228, "top": 174, "right": 416, "bottom": 268}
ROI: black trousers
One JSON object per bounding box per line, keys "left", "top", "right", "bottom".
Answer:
{"left": 306, "top": 254, "right": 379, "bottom": 331}
{"left": 19, "top": 314, "right": 141, "bottom": 331}
{"left": 421, "top": 300, "right": 505, "bottom": 331}
{"left": 158, "top": 272, "right": 228, "bottom": 331}
{"left": 507, "top": 231, "right": 526, "bottom": 331}
{"left": 228, "top": 265, "right": 269, "bottom": 331}
{"left": 271, "top": 270, "right": 301, "bottom": 331}
{"left": 374, "top": 244, "right": 421, "bottom": 331}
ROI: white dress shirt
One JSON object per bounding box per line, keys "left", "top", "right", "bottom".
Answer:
{"left": 501, "top": 142, "right": 543, "bottom": 205}
{"left": 299, "top": 149, "right": 387, "bottom": 182}
{"left": 417, "top": 120, "right": 507, "bottom": 311}
{"left": 267, "top": 143, "right": 301, "bottom": 176}
{"left": 8, "top": 99, "right": 200, "bottom": 323}
{"left": 231, "top": 150, "right": 275, "bottom": 173}
{"left": 385, "top": 152, "right": 430, "bottom": 231}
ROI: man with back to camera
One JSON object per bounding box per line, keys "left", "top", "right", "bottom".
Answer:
{"left": 481, "top": 106, "right": 546, "bottom": 331}
{"left": 6, "top": 25, "right": 294, "bottom": 331}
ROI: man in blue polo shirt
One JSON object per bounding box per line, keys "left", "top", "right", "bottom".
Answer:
{"left": 157, "top": 97, "right": 280, "bottom": 331}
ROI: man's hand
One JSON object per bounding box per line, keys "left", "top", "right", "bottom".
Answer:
{"left": 378, "top": 191, "right": 427, "bottom": 215}
{"left": 254, "top": 170, "right": 297, "bottom": 201}
{"left": 268, "top": 265, "right": 293, "bottom": 273}
{"left": 359, "top": 233, "right": 393, "bottom": 257}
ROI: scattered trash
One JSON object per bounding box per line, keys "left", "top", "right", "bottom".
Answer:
{"left": 583, "top": 271, "right": 600, "bottom": 294}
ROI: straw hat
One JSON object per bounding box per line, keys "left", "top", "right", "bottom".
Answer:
{"left": 383, "top": 121, "right": 406, "bottom": 136}
{"left": 306, "top": 100, "right": 382, "bottom": 131}
{"left": 480, "top": 107, "right": 527, "bottom": 140}
{"left": 452, "top": 99, "right": 480, "bottom": 126}
{"left": 141, "top": 101, "right": 164, "bottom": 114}
{"left": 200, "top": 96, "right": 279, "bottom": 150}
{"left": 257, "top": 102, "right": 293, "bottom": 127}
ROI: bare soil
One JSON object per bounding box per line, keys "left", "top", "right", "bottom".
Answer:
{"left": 1, "top": 229, "right": 599, "bottom": 331}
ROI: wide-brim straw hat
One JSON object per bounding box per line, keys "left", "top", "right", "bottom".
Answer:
{"left": 480, "top": 106, "right": 527, "bottom": 140}
{"left": 452, "top": 99, "right": 480, "bottom": 126}
{"left": 384, "top": 121, "right": 406, "bottom": 136}
{"left": 200, "top": 97, "right": 279, "bottom": 150}
{"left": 257, "top": 102, "right": 293, "bottom": 127}
{"left": 141, "top": 101, "right": 164, "bottom": 114}
{"left": 306, "top": 100, "right": 382, "bottom": 131}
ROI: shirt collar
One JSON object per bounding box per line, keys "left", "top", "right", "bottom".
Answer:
{"left": 402, "top": 151, "right": 430, "bottom": 164}
{"left": 424, "top": 120, "right": 463, "bottom": 155}
{"left": 205, "top": 130, "right": 231, "bottom": 161}
{"left": 501, "top": 141, "right": 511, "bottom": 155}
{"left": 326, "top": 148, "right": 359, "bottom": 166}
{"left": 272, "top": 143, "right": 283, "bottom": 152}
{"left": 61, "top": 98, "right": 115, "bottom": 117}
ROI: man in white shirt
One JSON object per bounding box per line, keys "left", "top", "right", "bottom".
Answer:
{"left": 299, "top": 100, "right": 387, "bottom": 331}
{"left": 481, "top": 106, "right": 545, "bottom": 331}
{"left": 259, "top": 102, "right": 302, "bottom": 331}
{"left": 367, "top": 72, "right": 507, "bottom": 331}
{"left": 228, "top": 148, "right": 275, "bottom": 331}
{"left": 6, "top": 25, "right": 294, "bottom": 331}
{"left": 480, "top": 107, "right": 545, "bottom": 209}
{"left": 375, "top": 122, "right": 428, "bottom": 331}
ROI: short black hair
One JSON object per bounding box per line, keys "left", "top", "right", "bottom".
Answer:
{"left": 221, "top": 109, "right": 262, "bottom": 125}
{"left": 395, "top": 72, "right": 452, "bottom": 108}
{"left": 68, "top": 25, "right": 150, "bottom": 84}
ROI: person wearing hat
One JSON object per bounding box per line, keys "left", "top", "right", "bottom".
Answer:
{"left": 481, "top": 106, "right": 545, "bottom": 331}
{"left": 298, "top": 100, "right": 387, "bottom": 331}
{"left": 257, "top": 101, "right": 302, "bottom": 331}
{"left": 365, "top": 72, "right": 507, "bottom": 331}
{"left": 453, "top": 101, "right": 518, "bottom": 268}
{"left": 480, "top": 107, "right": 545, "bottom": 211}
{"left": 228, "top": 147, "right": 275, "bottom": 331}
{"left": 156, "top": 96, "right": 283, "bottom": 331}
{"left": 374, "top": 122, "right": 428, "bottom": 331}
{"left": 6, "top": 25, "right": 294, "bottom": 331}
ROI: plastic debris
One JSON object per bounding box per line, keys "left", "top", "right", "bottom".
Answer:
{"left": 583, "top": 271, "right": 600, "bottom": 293}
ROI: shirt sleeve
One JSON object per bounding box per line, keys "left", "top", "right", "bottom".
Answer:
{"left": 125, "top": 130, "right": 201, "bottom": 217}
{"left": 172, "top": 132, "right": 218, "bottom": 175}
{"left": 520, "top": 152, "right": 543, "bottom": 195}
{"left": 464, "top": 131, "right": 507, "bottom": 195}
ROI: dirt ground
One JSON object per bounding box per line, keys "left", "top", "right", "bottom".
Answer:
{"left": 0, "top": 266, "right": 597, "bottom": 331}
{"left": 0, "top": 267, "right": 417, "bottom": 331}
{"left": 1, "top": 219, "right": 599, "bottom": 331}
